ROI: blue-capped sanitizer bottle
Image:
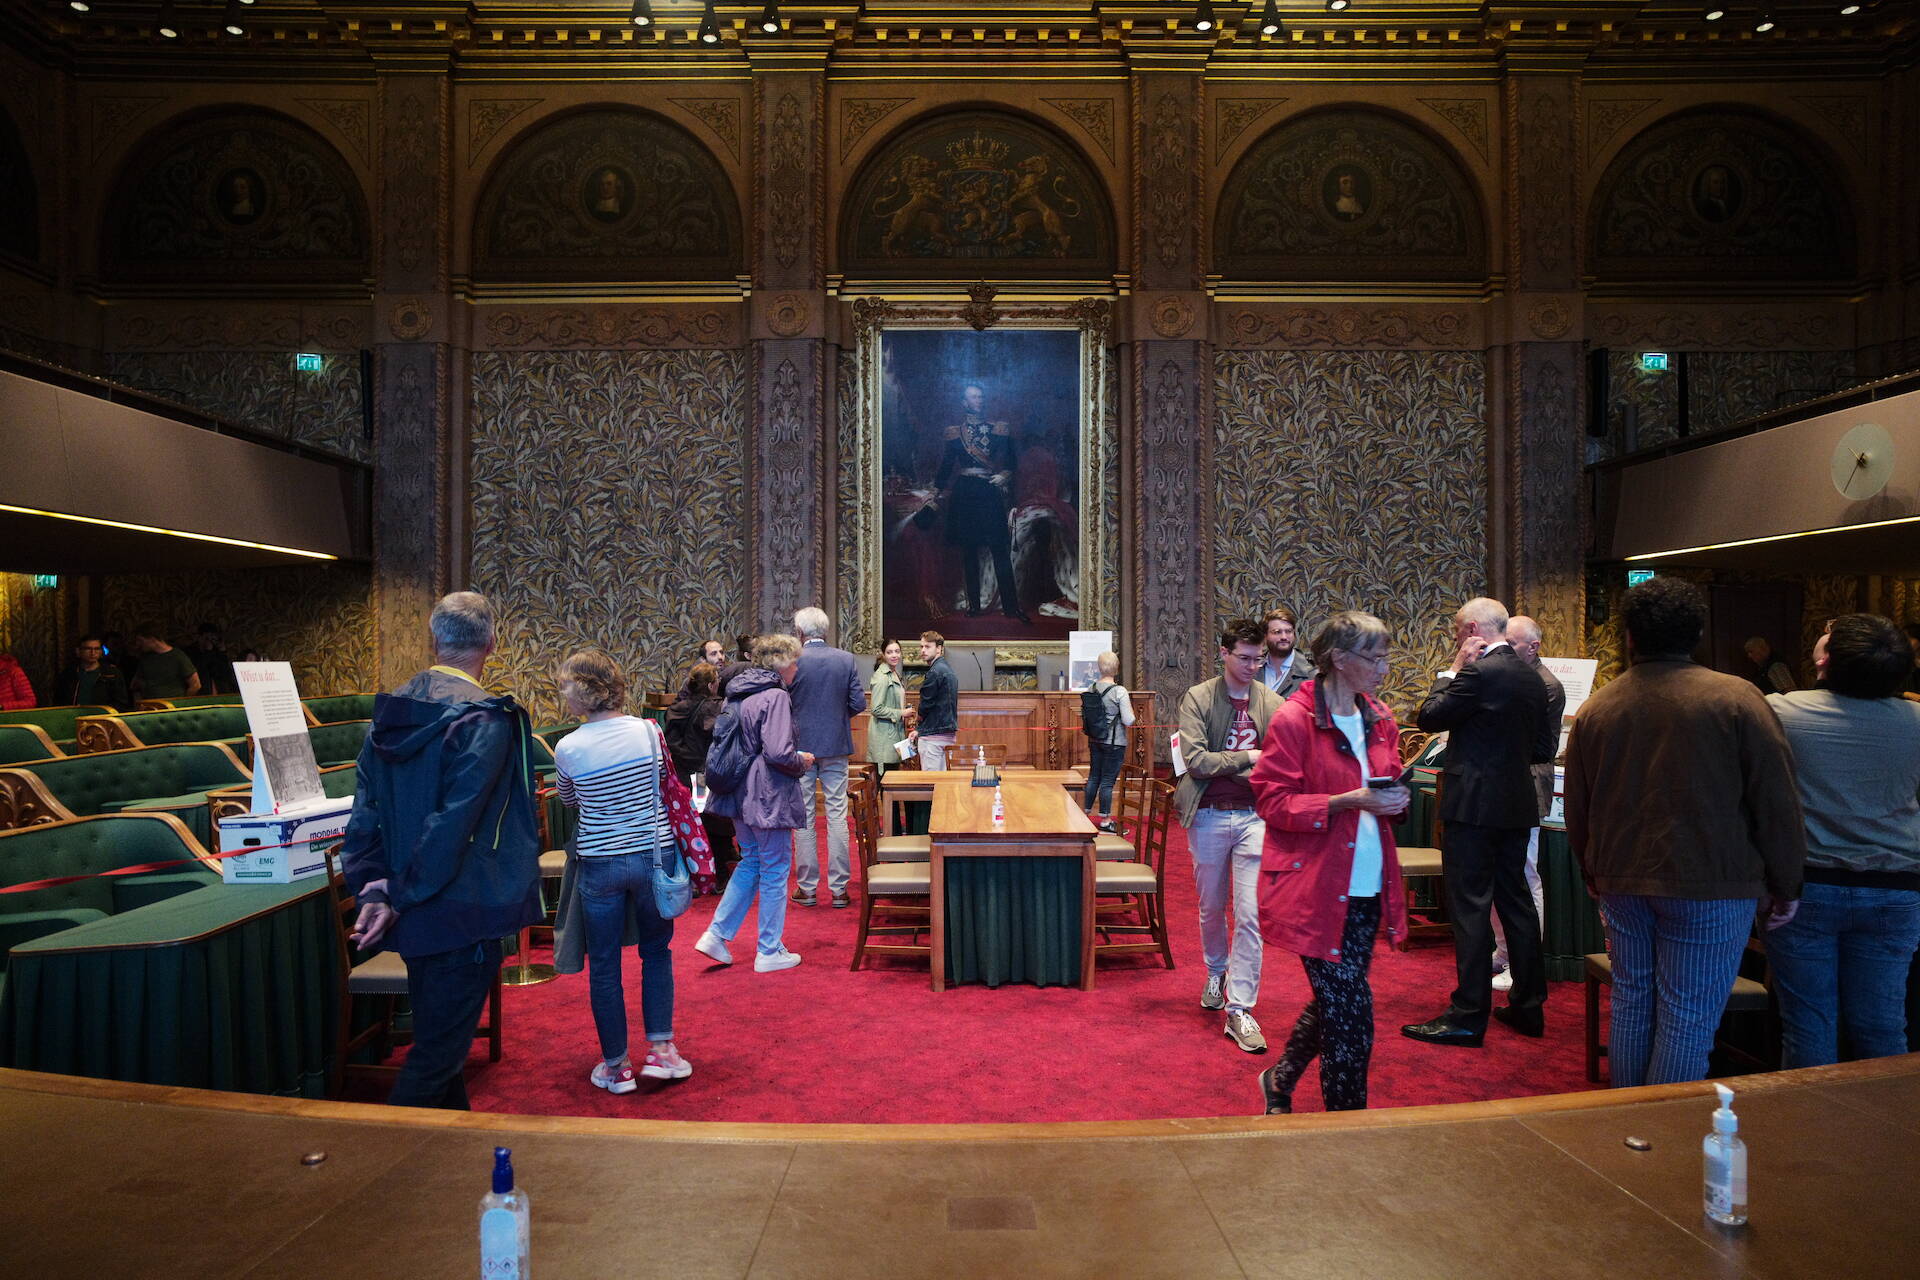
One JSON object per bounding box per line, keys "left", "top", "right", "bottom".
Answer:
{"left": 479, "top": 1146, "right": 531, "bottom": 1278}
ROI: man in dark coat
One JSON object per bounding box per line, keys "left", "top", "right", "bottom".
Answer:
{"left": 338, "top": 591, "right": 542, "bottom": 1109}
{"left": 1403, "top": 597, "right": 1557, "bottom": 1048}
{"left": 933, "top": 382, "right": 1031, "bottom": 624}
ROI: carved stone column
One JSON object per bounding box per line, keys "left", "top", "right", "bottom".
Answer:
{"left": 371, "top": 70, "right": 455, "bottom": 685}
{"left": 748, "top": 69, "right": 829, "bottom": 632}
{"left": 1127, "top": 68, "right": 1212, "bottom": 722}
{"left": 1495, "top": 70, "right": 1587, "bottom": 653}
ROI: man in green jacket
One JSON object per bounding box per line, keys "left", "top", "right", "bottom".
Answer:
{"left": 1176, "top": 618, "right": 1283, "bottom": 1054}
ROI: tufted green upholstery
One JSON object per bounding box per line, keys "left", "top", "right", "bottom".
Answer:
{"left": 0, "top": 743, "right": 250, "bottom": 830}
{"left": 139, "top": 693, "right": 246, "bottom": 710}
{"left": 302, "top": 694, "right": 377, "bottom": 725}
{"left": 92, "top": 705, "right": 253, "bottom": 749}
{"left": 0, "top": 813, "right": 220, "bottom": 967}
{"left": 0, "top": 725, "right": 62, "bottom": 766}
{"left": 0, "top": 706, "right": 115, "bottom": 752}
{"left": 246, "top": 721, "right": 371, "bottom": 771}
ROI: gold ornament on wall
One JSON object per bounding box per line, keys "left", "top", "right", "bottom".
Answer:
{"left": 1149, "top": 295, "right": 1196, "bottom": 339}
{"left": 1526, "top": 299, "right": 1573, "bottom": 340}
{"left": 766, "top": 293, "right": 809, "bottom": 338}
{"left": 389, "top": 297, "right": 432, "bottom": 341}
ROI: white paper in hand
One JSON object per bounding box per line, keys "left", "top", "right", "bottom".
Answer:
{"left": 1169, "top": 730, "right": 1186, "bottom": 777}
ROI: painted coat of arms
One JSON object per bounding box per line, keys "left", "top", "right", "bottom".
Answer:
{"left": 871, "top": 131, "right": 1081, "bottom": 259}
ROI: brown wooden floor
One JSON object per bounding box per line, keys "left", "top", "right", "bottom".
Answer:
{"left": 3, "top": 1058, "right": 1917, "bottom": 1278}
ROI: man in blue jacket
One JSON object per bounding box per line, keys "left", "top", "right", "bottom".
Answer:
{"left": 788, "top": 607, "right": 867, "bottom": 908}
{"left": 339, "top": 591, "right": 543, "bottom": 1108}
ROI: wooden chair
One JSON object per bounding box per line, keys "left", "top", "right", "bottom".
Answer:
{"left": 1093, "top": 779, "right": 1175, "bottom": 968}
{"left": 1582, "top": 937, "right": 1773, "bottom": 1084}
{"left": 1397, "top": 728, "right": 1434, "bottom": 766}
{"left": 323, "top": 851, "right": 502, "bottom": 1099}
{"left": 943, "top": 742, "right": 1007, "bottom": 769}
{"left": 1092, "top": 765, "right": 1152, "bottom": 861}
{"left": 848, "top": 771, "right": 932, "bottom": 972}
{"left": 1398, "top": 771, "right": 1449, "bottom": 941}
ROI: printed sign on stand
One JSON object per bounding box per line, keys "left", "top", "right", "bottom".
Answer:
{"left": 235, "top": 661, "right": 322, "bottom": 813}
{"left": 1067, "top": 630, "right": 1112, "bottom": 693}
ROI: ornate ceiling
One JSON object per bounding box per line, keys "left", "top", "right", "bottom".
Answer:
{"left": 3, "top": 1, "right": 1914, "bottom": 80}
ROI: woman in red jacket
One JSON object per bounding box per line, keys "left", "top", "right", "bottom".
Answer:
{"left": 1248, "top": 611, "right": 1411, "bottom": 1114}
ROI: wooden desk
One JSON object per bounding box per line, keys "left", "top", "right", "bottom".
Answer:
{"left": 853, "top": 690, "right": 1155, "bottom": 771}
{"left": 928, "top": 780, "right": 1096, "bottom": 993}
{"left": 880, "top": 767, "right": 1087, "bottom": 832}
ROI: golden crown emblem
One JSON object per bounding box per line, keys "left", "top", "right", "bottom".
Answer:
{"left": 947, "top": 132, "right": 1011, "bottom": 170}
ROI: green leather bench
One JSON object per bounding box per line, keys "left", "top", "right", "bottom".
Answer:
{"left": 0, "top": 742, "right": 252, "bottom": 845}
{"left": 0, "top": 724, "right": 63, "bottom": 766}
{"left": 137, "top": 693, "right": 246, "bottom": 711}
{"left": 206, "top": 762, "right": 359, "bottom": 829}
{"left": 302, "top": 694, "right": 377, "bottom": 726}
{"left": 0, "top": 813, "right": 222, "bottom": 969}
{"left": 76, "top": 705, "right": 253, "bottom": 755}
{"left": 0, "top": 706, "right": 116, "bottom": 754}
{"left": 245, "top": 720, "right": 371, "bottom": 771}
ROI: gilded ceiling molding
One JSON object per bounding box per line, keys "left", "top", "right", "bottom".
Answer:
{"left": 296, "top": 98, "right": 372, "bottom": 166}
{"left": 467, "top": 97, "right": 543, "bottom": 168}
{"left": 1417, "top": 97, "right": 1490, "bottom": 163}
{"left": 91, "top": 96, "right": 167, "bottom": 159}
{"left": 1213, "top": 97, "right": 1286, "bottom": 163}
{"left": 1584, "top": 98, "right": 1660, "bottom": 169}
{"left": 1041, "top": 98, "right": 1115, "bottom": 161}
{"left": 669, "top": 98, "right": 742, "bottom": 161}
{"left": 840, "top": 97, "right": 910, "bottom": 158}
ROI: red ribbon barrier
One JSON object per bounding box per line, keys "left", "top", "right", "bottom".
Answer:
{"left": 0, "top": 833, "right": 344, "bottom": 896}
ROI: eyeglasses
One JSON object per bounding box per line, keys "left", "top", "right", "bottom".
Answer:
{"left": 1339, "top": 648, "right": 1391, "bottom": 666}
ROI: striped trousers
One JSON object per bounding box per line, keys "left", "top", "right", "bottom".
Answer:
{"left": 1599, "top": 894, "right": 1755, "bottom": 1088}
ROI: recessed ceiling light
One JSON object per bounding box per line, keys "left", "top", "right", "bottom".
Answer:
{"left": 698, "top": 1, "right": 720, "bottom": 43}
{"left": 1259, "top": 0, "right": 1284, "bottom": 36}
{"left": 630, "top": 0, "right": 652, "bottom": 27}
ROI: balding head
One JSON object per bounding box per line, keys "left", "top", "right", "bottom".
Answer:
{"left": 1508, "top": 615, "right": 1543, "bottom": 664}
{"left": 1453, "top": 597, "right": 1509, "bottom": 643}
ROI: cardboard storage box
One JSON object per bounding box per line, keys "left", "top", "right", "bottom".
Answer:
{"left": 217, "top": 797, "right": 354, "bottom": 884}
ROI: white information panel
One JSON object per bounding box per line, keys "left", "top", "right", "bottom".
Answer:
{"left": 235, "top": 661, "right": 322, "bottom": 814}
{"left": 1067, "top": 630, "right": 1112, "bottom": 693}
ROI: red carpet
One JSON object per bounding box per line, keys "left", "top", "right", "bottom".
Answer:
{"left": 367, "top": 821, "right": 1600, "bottom": 1123}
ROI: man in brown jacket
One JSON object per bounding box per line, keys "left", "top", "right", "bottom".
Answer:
{"left": 1565, "top": 576, "right": 1804, "bottom": 1087}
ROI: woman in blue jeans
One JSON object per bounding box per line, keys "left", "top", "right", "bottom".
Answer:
{"left": 1766, "top": 615, "right": 1920, "bottom": 1068}
{"left": 696, "top": 633, "right": 814, "bottom": 973}
{"left": 553, "top": 650, "right": 690, "bottom": 1094}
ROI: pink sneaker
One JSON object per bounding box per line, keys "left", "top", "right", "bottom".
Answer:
{"left": 640, "top": 1049, "right": 693, "bottom": 1081}
{"left": 590, "top": 1058, "right": 638, "bottom": 1095}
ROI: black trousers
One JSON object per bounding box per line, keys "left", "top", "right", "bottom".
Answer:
{"left": 1442, "top": 821, "right": 1547, "bottom": 1027}
{"left": 387, "top": 937, "right": 502, "bottom": 1110}
{"left": 957, "top": 535, "right": 1019, "bottom": 614}
{"left": 1270, "top": 896, "right": 1383, "bottom": 1112}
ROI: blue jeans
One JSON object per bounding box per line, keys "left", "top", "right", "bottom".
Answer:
{"left": 1766, "top": 882, "right": 1920, "bottom": 1069}
{"left": 388, "top": 937, "right": 503, "bottom": 1110}
{"left": 1600, "top": 894, "right": 1754, "bottom": 1088}
{"left": 709, "top": 823, "right": 792, "bottom": 957}
{"left": 578, "top": 851, "right": 677, "bottom": 1060}
{"left": 1083, "top": 741, "right": 1125, "bottom": 814}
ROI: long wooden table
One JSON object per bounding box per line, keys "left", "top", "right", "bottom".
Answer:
{"left": 880, "top": 767, "right": 1087, "bottom": 833}
{"left": 927, "top": 779, "right": 1096, "bottom": 992}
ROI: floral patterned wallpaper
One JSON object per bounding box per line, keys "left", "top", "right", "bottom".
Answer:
{"left": 0, "top": 573, "right": 70, "bottom": 704}
{"left": 1213, "top": 350, "right": 1488, "bottom": 717}
{"left": 105, "top": 350, "right": 370, "bottom": 462}
{"left": 1602, "top": 350, "right": 1857, "bottom": 455}
{"left": 468, "top": 349, "right": 749, "bottom": 724}
{"left": 101, "top": 563, "right": 375, "bottom": 696}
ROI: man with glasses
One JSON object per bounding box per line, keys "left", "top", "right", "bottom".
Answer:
{"left": 1402, "top": 597, "right": 1556, "bottom": 1049}
{"left": 1175, "top": 618, "right": 1283, "bottom": 1053}
{"left": 57, "top": 635, "right": 130, "bottom": 710}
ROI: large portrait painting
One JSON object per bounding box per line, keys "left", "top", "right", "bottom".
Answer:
{"left": 851, "top": 306, "right": 1113, "bottom": 658}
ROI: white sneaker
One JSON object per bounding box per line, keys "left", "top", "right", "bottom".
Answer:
{"left": 754, "top": 948, "right": 802, "bottom": 972}
{"left": 1224, "top": 1010, "right": 1267, "bottom": 1053}
{"left": 694, "top": 930, "right": 732, "bottom": 965}
{"left": 1491, "top": 969, "right": 1514, "bottom": 992}
{"left": 1200, "top": 973, "right": 1226, "bottom": 1011}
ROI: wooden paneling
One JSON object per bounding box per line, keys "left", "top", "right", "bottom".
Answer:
{"left": 853, "top": 690, "right": 1154, "bottom": 771}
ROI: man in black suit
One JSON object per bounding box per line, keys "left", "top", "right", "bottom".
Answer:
{"left": 1403, "top": 597, "right": 1557, "bottom": 1047}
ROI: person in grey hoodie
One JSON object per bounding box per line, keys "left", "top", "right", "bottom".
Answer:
{"left": 695, "top": 633, "right": 815, "bottom": 972}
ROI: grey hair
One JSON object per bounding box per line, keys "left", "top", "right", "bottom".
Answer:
{"left": 793, "top": 607, "right": 830, "bottom": 640}
{"left": 752, "top": 633, "right": 803, "bottom": 669}
{"left": 1097, "top": 650, "right": 1120, "bottom": 677}
{"left": 429, "top": 591, "right": 494, "bottom": 662}
{"left": 1507, "top": 615, "right": 1542, "bottom": 647}
{"left": 1455, "top": 596, "right": 1509, "bottom": 635}
{"left": 1307, "top": 611, "right": 1391, "bottom": 673}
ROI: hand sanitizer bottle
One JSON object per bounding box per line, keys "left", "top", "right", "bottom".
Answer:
{"left": 1702, "top": 1084, "right": 1747, "bottom": 1226}
{"left": 991, "top": 784, "right": 1005, "bottom": 825}
{"left": 479, "top": 1146, "right": 531, "bottom": 1278}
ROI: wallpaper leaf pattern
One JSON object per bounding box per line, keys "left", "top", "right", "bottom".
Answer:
{"left": 469, "top": 350, "right": 748, "bottom": 724}
{"left": 1213, "top": 351, "right": 1487, "bottom": 716}
{"left": 101, "top": 564, "right": 375, "bottom": 696}
{"left": 105, "top": 350, "right": 370, "bottom": 462}
{"left": 1601, "top": 350, "right": 1856, "bottom": 455}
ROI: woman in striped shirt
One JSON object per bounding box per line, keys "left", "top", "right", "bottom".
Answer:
{"left": 554, "top": 650, "right": 690, "bottom": 1095}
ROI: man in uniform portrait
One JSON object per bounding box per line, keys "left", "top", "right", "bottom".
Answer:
{"left": 934, "top": 382, "right": 1031, "bottom": 624}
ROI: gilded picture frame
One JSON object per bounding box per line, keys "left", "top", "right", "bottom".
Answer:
{"left": 849, "top": 296, "right": 1113, "bottom": 666}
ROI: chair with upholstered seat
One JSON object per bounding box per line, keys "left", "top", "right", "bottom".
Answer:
{"left": 848, "top": 772, "right": 931, "bottom": 971}
{"left": 323, "top": 851, "right": 502, "bottom": 1099}
{"left": 1092, "top": 766, "right": 1152, "bottom": 861}
{"left": 1094, "top": 778, "right": 1175, "bottom": 968}
{"left": 1583, "top": 939, "right": 1774, "bottom": 1084}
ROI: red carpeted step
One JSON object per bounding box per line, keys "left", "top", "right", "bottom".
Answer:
{"left": 362, "top": 819, "right": 1600, "bottom": 1122}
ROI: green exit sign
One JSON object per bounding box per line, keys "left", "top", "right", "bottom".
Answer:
{"left": 1639, "top": 352, "right": 1669, "bottom": 372}
{"left": 31, "top": 574, "right": 57, "bottom": 590}
{"left": 1626, "top": 569, "right": 1655, "bottom": 587}
{"left": 294, "top": 352, "right": 324, "bottom": 373}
